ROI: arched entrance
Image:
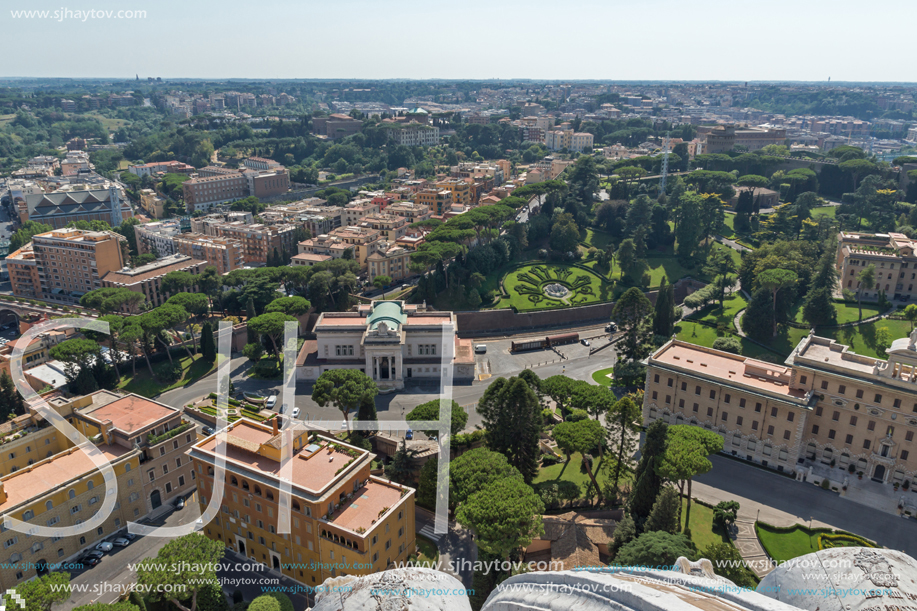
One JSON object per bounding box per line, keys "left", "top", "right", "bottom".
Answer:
{"left": 36, "top": 559, "right": 48, "bottom": 576}
{"left": 150, "top": 490, "right": 162, "bottom": 509}
{"left": 873, "top": 464, "right": 887, "bottom": 483}
{"left": 272, "top": 556, "right": 280, "bottom": 570}
{"left": 238, "top": 540, "right": 246, "bottom": 555}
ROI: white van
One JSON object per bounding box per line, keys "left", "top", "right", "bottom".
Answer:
{"left": 474, "top": 344, "right": 487, "bottom": 354}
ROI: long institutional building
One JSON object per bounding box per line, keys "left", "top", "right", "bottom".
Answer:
{"left": 0, "top": 391, "right": 194, "bottom": 589}
{"left": 645, "top": 332, "right": 917, "bottom": 484}
{"left": 837, "top": 231, "right": 917, "bottom": 302}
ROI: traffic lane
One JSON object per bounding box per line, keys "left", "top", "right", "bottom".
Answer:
{"left": 62, "top": 500, "right": 200, "bottom": 609}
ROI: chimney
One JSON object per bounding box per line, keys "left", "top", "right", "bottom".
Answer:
{"left": 272, "top": 417, "right": 279, "bottom": 436}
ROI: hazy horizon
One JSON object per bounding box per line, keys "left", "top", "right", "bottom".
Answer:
{"left": 3, "top": 0, "right": 915, "bottom": 83}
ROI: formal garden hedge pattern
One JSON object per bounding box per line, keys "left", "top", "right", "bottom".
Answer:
{"left": 500, "top": 264, "right": 610, "bottom": 310}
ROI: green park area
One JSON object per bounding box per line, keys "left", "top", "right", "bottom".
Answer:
{"left": 495, "top": 263, "right": 612, "bottom": 310}
{"left": 755, "top": 523, "right": 875, "bottom": 564}
{"left": 118, "top": 353, "right": 216, "bottom": 398}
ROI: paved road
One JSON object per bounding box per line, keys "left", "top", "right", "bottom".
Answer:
{"left": 61, "top": 499, "right": 201, "bottom": 609}
{"left": 694, "top": 455, "right": 917, "bottom": 557}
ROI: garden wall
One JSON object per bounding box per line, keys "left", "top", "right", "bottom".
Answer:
{"left": 455, "top": 278, "right": 705, "bottom": 337}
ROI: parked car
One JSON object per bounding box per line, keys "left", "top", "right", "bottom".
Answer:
{"left": 474, "top": 344, "right": 487, "bottom": 354}
{"left": 124, "top": 532, "right": 138, "bottom": 541}
{"left": 81, "top": 555, "right": 102, "bottom": 567}
{"left": 96, "top": 541, "right": 113, "bottom": 552}
{"left": 605, "top": 322, "right": 618, "bottom": 333}
{"left": 265, "top": 395, "right": 277, "bottom": 409}
{"left": 581, "top": 339, "right": 591, "bottom": 346}
{"left": 291, "top": 407, "right": 301, "bottom": 419}
{"left": 405, "top": 429, "right": 414, "bottom": 440}
{"left": 173, "top": 497, "right": 185, "bottom": 510}
{"left": 113, "top": 537, "right": 130, "bottom": 547}
{"left": 202, "top": 426, "right": 214, "bottom": 436}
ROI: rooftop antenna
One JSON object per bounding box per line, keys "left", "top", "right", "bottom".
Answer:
{"left": 658, "top": 131, "right": 671, "bottom": 197}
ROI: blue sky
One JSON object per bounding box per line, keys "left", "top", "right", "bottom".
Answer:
{"left": 2, "top": 0, "right": 914, "bottom": 82}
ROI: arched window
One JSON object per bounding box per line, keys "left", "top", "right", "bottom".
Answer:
{"left": 45, "top": 501, "right": 53, "bottom": 511}
{"left": 266, "top": 490, "right": 275, "bottom": 501}
{"left": 241, "top": 481, "right": 250, "bottom": 491}
{"left": 22, "top": 510, "right": 33, "bottom": 520}
{"left": 292, "top": 501, "right": 301, "bottom": 512}
{"left": 125, "top": 463, "right": 131, "bottom": 472}
{"left": 68, "top": 489, "right": 76, "bottom": 500}
{"left": 230, "top": 476, "right": 238, "bottom": 487}
{"left": 254, "top": 485, "right": 262, "bottom": 497}
{"left": 207, "top": 467, "right": 214, "bottom": 476}
{"left": 87, "top": 481, "right": 94, "bottom": 490}
{"left": 79, "top": 536, "right": 85, "bottom": 545}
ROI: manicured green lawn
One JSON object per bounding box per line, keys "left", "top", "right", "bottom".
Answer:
{"left": 118, "top": 354, "right": 216, "bottom": 398}
{"left": 790, "top": 301, "right": 884, "bottom": 325}
{"left": 412, "top": 534, "right": 440, "bottom": 568}
{"left": 681, "top": 499, "right": 730, "bottom": 551}
{"left": 583, "top": 228, "right": 615, "bottom": 251}
{"left": 592, "top": 367, "right": 615, "bottom": 386}
{"left": 721, "top": 213, "right": 737, "bottom": 239}
{"left": 739, "top": 316, "right": 908, "bottom": 360}
{"left": 810, "top": 206, "right": 836, "bottom": 218}
{"left": 755, "top": 524, "right": 821, "bottom": 564}
{"left": 688, "top": 293, "right": 748, "bottom": 331}
{"left": 534, "top": 451, "right": 606, "bottom": 491}
{"left": 496, "top": 263, "right": 613, "bottom": 310}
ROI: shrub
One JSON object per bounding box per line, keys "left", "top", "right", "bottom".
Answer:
{"left": 154, "top": 361, "right": 182, "bottom": 384}
{"left": 712, "top": 336, "right": 742, "bottom": 354}
{"left": 821, "top": 478, "right": 830, "bottom": 490}
{"left": 713, "top": 500, "right": 740, "bottom": 529}
{"left": 252, "top": 359, "right": 281, "bottom": 378}
{"left": 566, "top": 409, "right": 589, "bottom": 422}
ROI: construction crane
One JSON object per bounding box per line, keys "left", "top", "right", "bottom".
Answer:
{"left": 658, "top": 132, "right": 671, "bottom": 197}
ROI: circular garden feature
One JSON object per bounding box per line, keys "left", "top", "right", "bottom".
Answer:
{"left": 500, "top": 264, "right": 609, "bottom": 309}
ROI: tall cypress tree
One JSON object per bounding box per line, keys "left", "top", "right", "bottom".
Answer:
{"left": 653, "top": 277, "right": 675, "bottom": 337}
{"left": 200, "top": 321, "right": 216, "bottom": 363}
{"left": 629, "top": 419, "right": 668, "bottom": 531}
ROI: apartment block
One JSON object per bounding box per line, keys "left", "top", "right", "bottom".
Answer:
{"left": 7, "top": 244, "right": 41, "bottom": 299}
{"left": 359, "top": 214, "right": 408, "bottom": 242}
{"left": 645, "top": 332, "right": 917, "bottom": 485}
{"left": 367, "top": 245, "right": 412, "bottom": 283}
{"left": 203, "top": 222, "right": 298, "bottom": 265}
{"left": 190, "top": 419, "right": 415, "bottom": 584}
{"left": 312, "top": 114, "right": 363, "bottom": 140}
{"left": 385, "top": 202, "right": 432, "bottom": 224}
{"left": 434, "top": 179, "right": 471, "bottom": 208}
{"left": 190, "top": 211, "right": 254, "bottom": 236}
{"left": 135, "top": 220, "right": 182, "bottom": 256}
{"left": 127, "top": 161, "right": 195, "bottom": 178}
{"left": 837, "top": 232, "right": 917, "bottom": 302}
{"left": 182, "top": 173, "right": 248, "bottom": 212}
{"left": 102, "top": 254, "right": 207, "bottom": 308}
{"left": 30, "top": 228, "right": 125, "bottom": 304}
{"left": 391, "top": 124, "right": 439, "bottom": 147}
{"left": 0, "top": 390, "right": 194, "bottom": 590}
{"left": 172, "top": 234, "right": 245, "bottom": 275}
{"left": 342, "top": 200, "right": 381, "bottom": 226}
{"left": 414, "top": 189, "right": 452, "bottom": 216}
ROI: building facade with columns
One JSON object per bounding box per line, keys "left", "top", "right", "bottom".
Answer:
{"left": 296, "top": 301, "right": 475, "bottom": 389}
{"left": 645, "top": 332, "right": 917, "bottom": 486}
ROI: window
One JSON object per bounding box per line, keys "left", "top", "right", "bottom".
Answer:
{"left": 707, "top": 407, "right": 713, "bottom": 417}
{"left": 816, "top": 406, "right": 823, "bottom": 416}
{"left": 652, "top": 391, "right": 658, "bottom": 400}
{"left": 832, "top": 411, "right": 840, "bottom": 421}
{"left": 907, "top": 431, "right": 914, "bottom": 442}
{"left": 755, "top": 402, "right": 762, "bottom": 412}
{"left": 678, "top": 399, "right": 685, "bottom": 408}
{"left": 800, "top": 375, "right": 807, "bottom": 384}
{"left": 724, "top": 394, "right": 731, "bottom": 404}
{"left": 767, "top": 425, "right": 775, "bottom": 435}
{"left": 21, "top": 510, "right": 33, "bottom": 521}
{"left": 176, "top": 458, "right": 182, "bottom": 468}
{"left": 846, "top": 434, "right": 854, "bottom": 444}
{"left": 667, "top": 378, "right": 673, "bottom": 387}
{"left": 179, "top": 476, "right": 185, "bottom": 487}
{"left": 70, "top": 505, "right": 81, "bottom": 514}
{"left": 654, "top": 374, "right": 659, "bottom": 383}
{"left": 45, "top": 501, "right": 53, "bottom": 510}
{"left": 828, "top": 429, "right": 836, "bottom": 439}
{"left": 856, "top": 389, "right": 864, "bottom": 399}
{"left": 695, "top": 385, "right": 701, "bottom": 396}
{"left": 736, "top": 416, "right": 743, "bottom": 426}
{"left": 4, "top": 537, "right": 18, "bottom": 548}
{"left": 721, "top": 412, "right": 728, "bottom": 422}
{"left": 863, "top": 440, "right": 871, "bottom": 450}
{"left": 681, "top": 382, "right": 687, "bottom": 391}
{"left": 783, "top": 430, "right": 791, "bottom": 440}
{"left": 787, "top": 412, "right": 794, "bottom": 422}
{"left": 752, "top": 421, "right": 758, "bottom": 430}
{"left": 902, "top": 450, "right": 910, "bottom": 461}
{"left": 125, "top": 463, "right": 131, "bottom": 472}
{"left": 867, "top": 421, "right": 876, "bottom": 431}
{"left": 739, "top": 398, "right": 746, "bottom": 408}
{"left": 812, "top": 425, "right": 819, "bottom": 434}
{"left": 771, "top": 407, "right": 778, "bottom": 417}
{"left": 850, "top": 416, "right": 858, "bottom": 426}
{"left": 874, "top": 394, "right": 882, "bottom": 404}
{"left": 709, "top": 390, "right": 716, "bottom": 400}
{"left": 148, "top": 470, "right": 155, "bottom": 482}
{"left": 838, "top": 385, "right": 846, "bottom": 395}
{"left": 68, "top": 489, "right": 76, "bottom": 499}
{"left": 692, "top": 403, "right": 699, "bottom": 413}
{"left": 821, "top": 381, "right": 828, "bottom": 390}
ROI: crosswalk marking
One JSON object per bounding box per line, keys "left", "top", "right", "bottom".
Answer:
{"left": 418, "top": 524, "right": 444, "bottom": 542}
